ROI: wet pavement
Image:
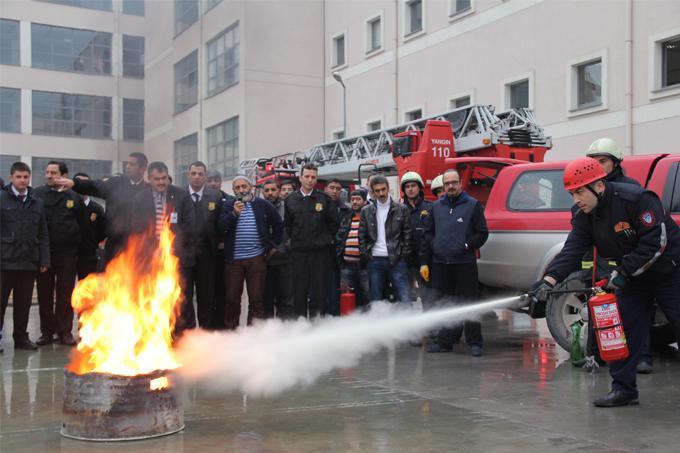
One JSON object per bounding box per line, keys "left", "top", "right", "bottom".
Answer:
{"left": 2, "top": 306, "right": 680, "bottom": 452}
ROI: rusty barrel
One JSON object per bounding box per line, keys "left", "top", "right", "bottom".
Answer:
{"left": 61, "top": 368, "right": 184, "bottom": 441}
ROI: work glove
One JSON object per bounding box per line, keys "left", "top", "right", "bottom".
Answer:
{"left": 529, "top": 279, "right": 555, "bottom": 302}
{"left": 605, "top": 269, "right": 627, "bottom": 290}
{"left": 419, "top": 265, "right": 430, "bottom": 282}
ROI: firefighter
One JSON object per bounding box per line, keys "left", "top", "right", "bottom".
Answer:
{"left": 72, "top": 173, "right": 106, "bottom": 280}
{"left": 285, "top": 163, "right": 339, "bottom": 317}
{"left": 34, "top": 161, "right": 89, "bottom": 347}
{"left": 431, "top": 174, "right": 444, "bottom": 199}
{"left": 401, "top": 172, "right": 433, "bottom": 308}
{"left": 531, "top": 156, "right": 680, "bottom": 407}
{"left": 587, "top": 138, "right": 638, "bottom": 185}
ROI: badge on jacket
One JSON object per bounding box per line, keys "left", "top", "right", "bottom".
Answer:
{"left": 640, "top": 211, "right": 656, "bottom": 227}
{"left": 315, "top": 202, "right": 323, "bottom": 212}
{"left": 90, "top": 212, "right": 97, "bottom": 222}
{"left": 66, "top": 200, "right": 74, "bottom": 209}
{"left": 420, "top": 209, "right": 429, "bottom": 217}
{"left": 614, "top": 221, "right": 631, "bottom": 233}
{"left": 170, "top": 212, "right": 178, "bottom": 224}
{"left": 208, "top": 202, "right": 216, "bottom": 211}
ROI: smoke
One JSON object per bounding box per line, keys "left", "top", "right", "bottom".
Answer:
{"left": 175, "top": 296, "right": 520, "bottom": 397}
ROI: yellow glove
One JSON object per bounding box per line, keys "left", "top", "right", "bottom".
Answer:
{"left": 419, "top": 265, "right": 430, "bottom": 282}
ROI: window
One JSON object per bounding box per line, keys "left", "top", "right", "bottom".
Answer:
{"left": 43, "top": 0, "right": 112, "bottom": 11}
{"left": 207, "top": 117, "right": 239, "bottom": 178}
{"left": 450, "top": 0, "right": 471, "bottom": 15}
{"left": 206, "top": 23, "right": 239, "bottom": 96}
{"left": 123, "top": 98, "right": 144, "bottom": 141}
{"left": 367, "top": 120, "right": 382, "bottom": 132}
{"left": 507, "top": 79, "right": 529, "bottom": 108}
{"left": 123, "top": 0, "right": 144, "bottom": 16}
{"left": 32, "top": 157, "right": 111, "bottom": 185}
{"left": 32, "top": 23, "right": 111, "bottom": 75}
{"left": 174, "top": 50, "right": 198, "bottom": 113}
{"left": 662, "top": 37, "right": 680, "bottom": 88}
{"left": 175, "top": 0, "right": 198, "bottom": 36}
{"left": 0, "top": 19, "right": 20, "bottom": 66}
{"left": 366, "top": 15, "right": 382, "bottom": 53}
{"left": 1, "top": 155, "right": 21, "bottom": 179}
{"left": 0, "top": 87, "right": 21, "bottom": 133}
{"left": 332, "top": 130, "right": 345, "bottom": 140}
{"left": 450, "top": 96, "right": 471, "bottom": 109}
{"left": 332, "top": 33, "right": 346, "bottom": 67}
{"left": 123, "top": 35, "right": 144, "bottom": 78}
{"left": 405, "top": 109, "right": 422, "bottom": 122}
{"left": 174, "top": 133, "right": 198, "bottom": 187}
{"left": 507, "top": 170, "right": 573, "bottom": 211}
{"left": 32, "top": 90, "right": 112, "bottom": 139}
{"left": 575, "top": 59, "right": 602, "bottom": 109}
{"left": 405, "top": 0, "right": 423, "bottom": 36}
{"left": 205, "top": 0, "right": 222, "bottom": 11}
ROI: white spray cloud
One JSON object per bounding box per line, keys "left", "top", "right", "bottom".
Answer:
{"left": 175, "top": 296, "right": 520, "bottom": 397}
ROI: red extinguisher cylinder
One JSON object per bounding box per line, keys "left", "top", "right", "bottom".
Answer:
{"left": 588, "top": 292, "right": 630, "bottom": 362}
{"left": 340, "top": 288, "right": 356, "bottom": 316}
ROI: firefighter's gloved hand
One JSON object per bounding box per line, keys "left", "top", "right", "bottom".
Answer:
{"left": 605, "top": 270, "right": 626, "bottom": 290}
{"left": 530, "top": 279, "right": 555, "bottom": 302}
{"left": 419, "top": 265, "right": 430, "bottom": 282}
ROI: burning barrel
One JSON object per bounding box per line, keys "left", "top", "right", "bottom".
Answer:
{"left": 61, "top": 369, "right": 184, "bottom": 441}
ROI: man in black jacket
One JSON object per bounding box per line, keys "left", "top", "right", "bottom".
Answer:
{"left": 336, "top": 189, "right": 370, "bottom": 307}
{"left": 57, "top": 152, "right": 149, "bottom": 263}
{"left": 359, "top": 174, "right": 413, "bottom": 304}
{"left": 285, "top": 164, "right": 339, "bottom": 317}
{"left": 130, "top": 162, "right": 196, "bottom": 334}
{"left": 1, "top": 162, "right": 50, "bottom": 351}
{"left": 34, "top": 161, "right": 88, "bottom": 346}
{"left": 72, "top": 173, "right": 106, "bottom": 280}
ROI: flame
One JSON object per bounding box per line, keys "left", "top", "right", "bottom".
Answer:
{"left": 67, "top": 223, "right": 181, "bottom": 376}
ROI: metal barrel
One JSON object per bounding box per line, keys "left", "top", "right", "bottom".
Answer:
{"left": 61, "top": 368, "right": 184, "bottom": 441}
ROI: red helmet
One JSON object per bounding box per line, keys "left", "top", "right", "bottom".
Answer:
{"left": 563, "top": 157, "right": 607, "bottom": 191}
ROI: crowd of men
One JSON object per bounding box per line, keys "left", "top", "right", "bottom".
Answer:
{"left": 0, "top": 151, "right": 490, "bottom": 356}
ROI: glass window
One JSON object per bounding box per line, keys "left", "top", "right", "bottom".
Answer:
{"left": 405, "top": 109, "right": 422, "bottom": 122}
{"left": 32, "top": 157, "right": 112, "bottom": 185}
{"left": 175, "top": 0, "right": 198, "bottom": 36}
{"left": 123, "top": 98, "right": 144, "bottom": 141}
{"left": 31, "top": 23, "right": 111, "bottom": 75}
{"left": 207, "top": 117, "right": 239, "bottom": 178}
{"left": 451, "top": 0, "right": 471, "bottom": 15}
{"left": 508, "top": 170, "right": 573, "bottom": 211}
{"left": 333, "top": 34, "right": 345, "bottom": 67}
{"left": 451, "top": 96, "right": 471, "bottom": 109}
{"left": 332, "top": 130, "right": 345, "bottom": 140}
{"left": 662, "top": 37, "right": 680, "bottom": 88}
{"left": 206, "top": 23, "right": 239, "bottom": 96}
{"left": 576, "top": 59, "right": 602, "bottom": 108}
{"left": 32, "top": 90, "right": 111, "bottom": 139}
{"left": 123, "top": 0, "right": 144, "bottom": 16}
{"left": 123, "top": 35, "right": 144, "bottom": 78}
{"left": 509, "top": 80, "right": 529, "bottom": 108}
{"left": 0, "top": 19, "right": 20, "bottom": 66}
{"left": 367, "top": 17, "right": 381, "bottom": 53}
{"left": 205, "top": 0, "right": 222, "bottom": 11}
{"left": 174, "top": 50, "right": 198, "bottom": 113}
{"left": 0, "top": 87, "right": 21, "bottom": 133}
{"left": 1, "top": 154, "right": 21, "bottom": 180}
{"left": 406, "top": 0, "right": 422, "bottom": 35}
{"left": 43, "top": 0, "right": 112, "bottom": 11}
{"left": 367, "top": 120, "right": 381, "bottom": 132}
{"left": 174, "top": 133, "right": 198, "bottom": 187}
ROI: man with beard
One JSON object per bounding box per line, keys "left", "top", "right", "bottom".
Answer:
{"left": 336, "top": 189, "right": 370, "bottom": 307}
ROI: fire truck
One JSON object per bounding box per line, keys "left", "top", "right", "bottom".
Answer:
{"left": 239, "top": 104, "right": 553, "bottom": 202}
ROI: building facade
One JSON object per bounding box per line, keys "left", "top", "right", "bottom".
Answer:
{"left": 0, "top": 0, "right": 145, "bottom": 183}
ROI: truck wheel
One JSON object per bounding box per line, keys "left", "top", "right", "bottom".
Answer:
{"left": 546, "top": 272, "right": 588, "bottom": 352}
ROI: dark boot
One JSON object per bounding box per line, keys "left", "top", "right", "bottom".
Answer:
{"left": 36, "top": 334, "right": 55, "bottom": 346}
{"left": 14, "top": 336, "right": 38, "bottom": 350}
{"left": 593, "top": 390, "right": 639, "bottom": 407}
{"left": 58, "top": 333, "right": 77, "bottom": 346}
{"left": 636, "top": 360, "right": 653, "bottom": 374}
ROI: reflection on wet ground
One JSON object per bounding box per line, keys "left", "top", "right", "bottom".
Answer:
{"left": 2, "top": 306, "right": 679, "bottom": 452}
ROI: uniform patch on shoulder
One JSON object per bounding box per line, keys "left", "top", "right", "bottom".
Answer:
{"left": 614, "top": 221, "right": 631, "bottom": 233}
{"left": 640, "top": 210, "right": 656, "bottom": 227}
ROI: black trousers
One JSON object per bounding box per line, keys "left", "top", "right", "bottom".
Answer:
{"left": 174, "top": 266, "right": 197, "bottom": 335}
{"left": 212, "top": 249, "right": 226, "bottom": 329}
{"left": 430, "top": 262, "right": 483, "bottom": 348}
{"left": 327, "top": 249, "right": 340, "bottom": 316}
{"left": 37, "top": 253, "right": 77, "bottom": 337}
{"left": 263, "top": 263, "right": 294, "bottom": 319}
{"left": 185, "top": 248, "right": 216, "bottom": 328}
{"left": 292, "top": 249, "right": 329, "bottom": 318}
{"left": 77, "top": 255, "right": 98, "bottom": 281}
{"left": 1, "top": 270, "right": 37, "bottom": 340}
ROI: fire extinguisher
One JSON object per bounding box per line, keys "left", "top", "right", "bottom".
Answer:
{"left": 588, "top": 289, "right": 629, "bottom": 362}
{"left": 339, "top": 286, "right": 356, "bottom": 316}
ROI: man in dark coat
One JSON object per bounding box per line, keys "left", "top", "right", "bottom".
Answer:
{"left": 72, "top": 173, "right": 106, "bottom": 280}
{"left": 1, "top": 162, "right": 50, "bottom": 351}
{"left": 130, "top": 162, "right": 196, "bottom": 334}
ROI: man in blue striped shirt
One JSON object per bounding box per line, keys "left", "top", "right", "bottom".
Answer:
{"left": 218, "top": 175, "right": 283, "bottom": 329}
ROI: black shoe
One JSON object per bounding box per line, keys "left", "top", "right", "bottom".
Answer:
{"left": 636, "top": 360, "right": 653, "bottom": 374}
{"left": 58, "top": 333, "right": 77, "bottom": 346}
{"left": 36, "top": 334, "right": 55, "bottom": 346}
{"left": 14, "top": 337, "right": 38, "bottom": 350}
{"left": 593, "top": 390, "right": 639, "bottom": 407}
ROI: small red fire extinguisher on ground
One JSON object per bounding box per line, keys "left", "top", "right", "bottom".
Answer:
{"left": 340, "top": 286, "right": 356, "bottom": 316}
{"left": 588, "top": 289, "right": 629, "bottom": 362}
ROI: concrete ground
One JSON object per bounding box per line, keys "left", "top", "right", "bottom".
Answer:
{"left": 1, "top": 305, "right": 679, "bottom": 452}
